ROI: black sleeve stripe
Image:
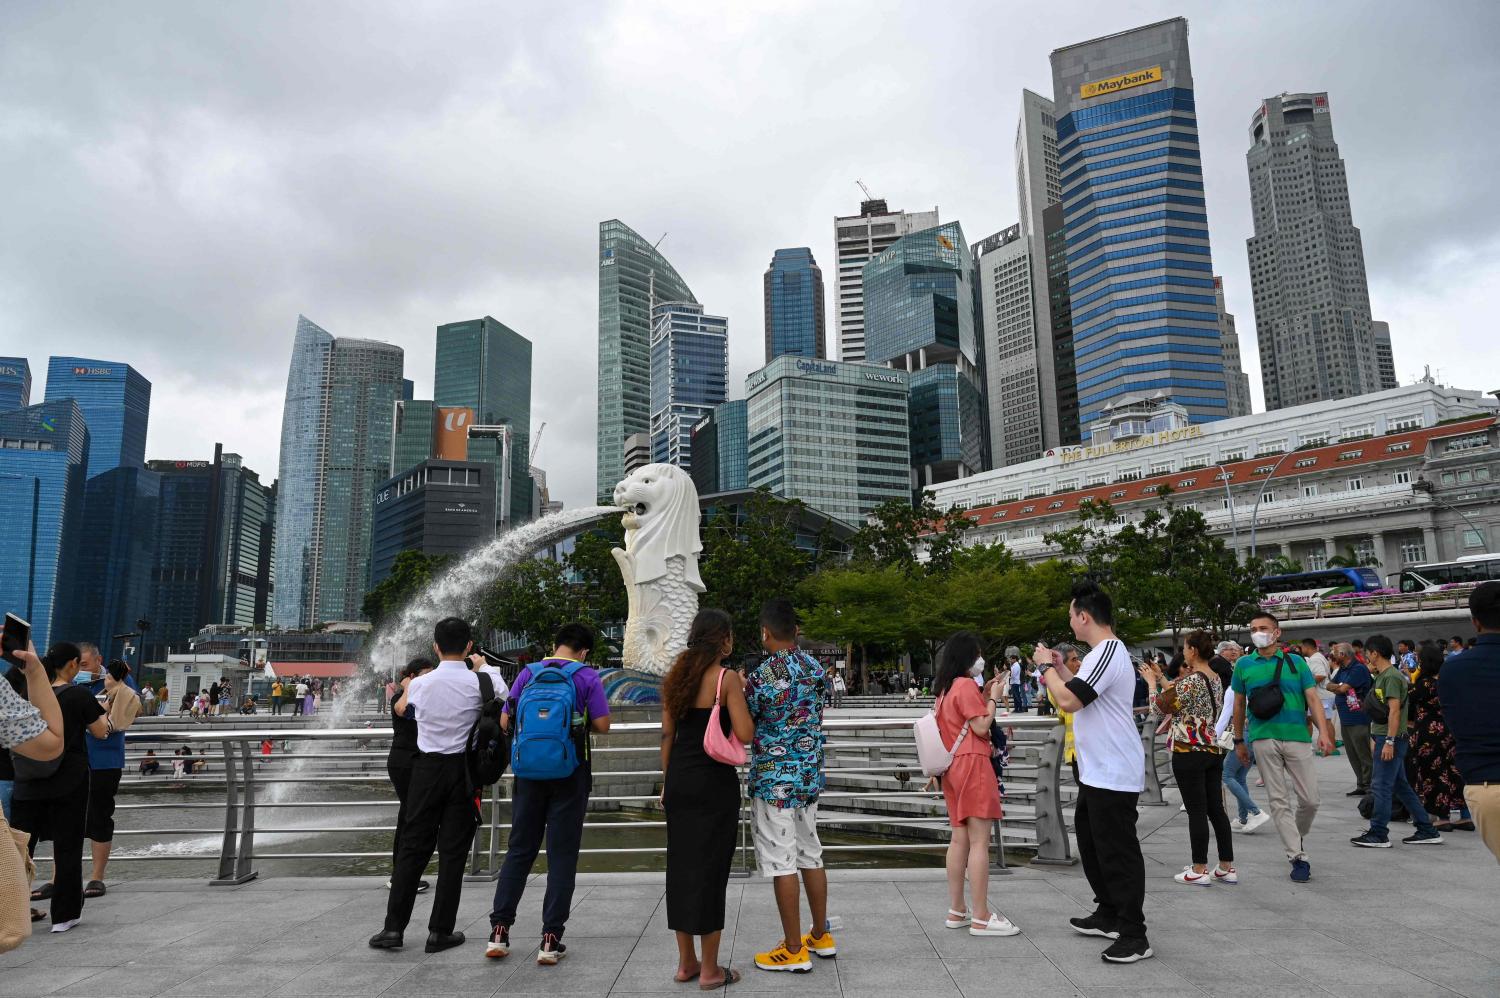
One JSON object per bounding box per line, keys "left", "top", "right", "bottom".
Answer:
{"left": 1080, "top": 639, "right": 1117, "bottom": 687}
{"left": 1066, "top": 676, "right": 1101, "bottom": 706}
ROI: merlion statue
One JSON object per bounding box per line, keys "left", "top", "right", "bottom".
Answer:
{"left": 611, "top": 463, "right": 704, "bottom": 676}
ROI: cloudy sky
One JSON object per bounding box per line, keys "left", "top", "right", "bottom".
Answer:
{"left": 3, "top": 1, "right": 1498, "bottom": 509}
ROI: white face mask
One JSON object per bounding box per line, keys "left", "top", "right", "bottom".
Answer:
{"left": 970, "top": 656, "right": 986, "bottom": 677}
{"left": 1250, "top": 631, "right": 1276, "bottom": 649}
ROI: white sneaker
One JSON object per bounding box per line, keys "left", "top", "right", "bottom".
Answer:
{"left": 1211, "top": 866, "right": 1239, "bottom": 884}
{"left": 944, "top": 909, "right": 972, "bottom": 929}
{"left": 51, "top": 918, "right": 81, "bottom": 933}
{"left": 1242, "top": 812, "right": 1270, "bottom": 833}
{"left": 1173, "top": 868, "right": 1212, "bottom": 886}
{"left": 1179, "top": 804, "right": 1187, "bottom": 812}
{"left": 1230, "top": 817, "right": 1248, "bottom": 832}
{"left": 969, "top": 913, "right": 1020, "bottom": 937}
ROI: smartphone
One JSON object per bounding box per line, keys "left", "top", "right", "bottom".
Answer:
{"left": 477, "top": 646, "right": 507, "bottom": 669}
{"left": 1, "top": 613, "right": 29, "bottom": 667}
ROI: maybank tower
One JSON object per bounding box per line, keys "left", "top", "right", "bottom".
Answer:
{"left": 1050, "top": 18, "right": 1228, "bottom": 439}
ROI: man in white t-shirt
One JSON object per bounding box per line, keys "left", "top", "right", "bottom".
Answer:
{"left": 1299, "top": 639, "right": 1336, "bottom": 724}
{"left": 1007, "top": 649, "right": 1025, "bottom": 711}
{"left": 1036, "top": 580, "right": 1151, "bottom": 965}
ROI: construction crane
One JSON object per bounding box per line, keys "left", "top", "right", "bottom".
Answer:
{"left": 529, "top": 421, "right": 546, "bottom": 466}
{"left": 856, "top": 179, "right": 877, "bottom": 201}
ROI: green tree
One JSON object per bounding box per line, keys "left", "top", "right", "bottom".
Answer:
{"left": 850, "top": 492, "right": 974, "bottom": 574}
{"left": 1327, "top": 545, "right": 1381, "bottom": 569}
{"left": 362, "top": 550, "right": 449, "bottom": 629}
{"left": 564, "top": 517, "right": 628, "bottom": 629}
{"left": 479, "top": 558, "right": 581, "bottom": 658}
{"left": 798, "top": 564, "right": 915, "bottom": 692}
{"left": 1262, "top": 554, "right": 1304, "bottom": 576}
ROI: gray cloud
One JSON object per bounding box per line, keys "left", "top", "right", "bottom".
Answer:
{"left": 3, "top": 0, "right": 1497, "bottom": 508}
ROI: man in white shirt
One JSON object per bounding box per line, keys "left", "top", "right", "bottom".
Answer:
{"left": 1007, "top": 648, "right": 1025, "bottom": 711}
{"left": 1037, "top": 580, "right": 1151, "bottom": 965}
{"left": 469, "top": 652, "right": 511, "bottom": 701}
{"left": 1299, "top": 639, "right": 1336, "bottom": 728}
{"left": 371, "top": 617, "right": 483, "bottom": 955}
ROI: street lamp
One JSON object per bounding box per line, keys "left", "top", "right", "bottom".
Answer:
{"left": 1214, "top": 463, "right": 1239, "bottom": 552}
{"left": 1248, "top": 450, "right": 1297, "bottom": 561}
{"left": 1413, "top": 477, "right": 1492, "bottom": 554}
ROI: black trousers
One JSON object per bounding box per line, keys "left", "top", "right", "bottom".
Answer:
{"left": 490, "top": 768, "right": 591, "bottom": 937}
{"left": 1172, "top": 751, "right": 1233, "bottom": 867}
{"left": 387, "top": 755, "right": 415, "bottom": 872}
{"left": 15, "top": 781, "right": 88, "bottom": 925}
{"left": 85, "top": 768, "right": 123, "bottom": 843}
{"left": 383, "top": 753, "right": 476, "bottom": 936}
{"left": 1074, "top": 782, "right": 1147, "bottom": 941}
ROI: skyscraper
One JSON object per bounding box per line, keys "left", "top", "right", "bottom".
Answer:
{"left": 390, "top": 399, "right": 435, "bottom": 478}
{"left": 369, "top": 459, "right": 494, "bottom": 588}
{"left": 649, "top": 301, "right": 728, "bottom": 470}
{"left": 974, "top": 226, "right": 1045, "bottom": 468}
{"left": 1043, "top": 203, "right": 1081, "bottom": 444}
{"left": 44, "top": 356, "right": 151, "bottom": 479}
{"left": 1247, "top": 92, "right": 1382, "bottom": 410}
{"left": 63, "top": 464, "right": 160, "bottom": 658}
{"left": 1214, "top": 277, "right": 1253, "bottom": 417}
{"left": 0, "top": 358, "right": 31, "bottom": 413}
{"left": 690, "top": 399, "right": 748, "bottom": 496}
{"left": 434, "top": 316, "right": 533, "bottom": 523}
{"left": 1051, "top": 18, "right": 1228, "bottom": 436}
{"left": 0, "top": 400, "right": 89, "bottom": 650}
{"left": 833, "top": 198, "right": 940, "bottom": 364}
{"left": 1372, "top": 321, "right": 1398, "bottom": 390}
{"left": 1015, "top": 90, "right": 1065, "bottom": 449}
{"left": 864, "top": 221, "right": 985, "bottom": 486}
{"left": 597, "top": 220, "right": 697, "bottom": 502}
{"left": 272, "top": 316, "right": 403, "bottom": 628}
{"left": 763, "top": 248, "right": 826, "bottom": 362}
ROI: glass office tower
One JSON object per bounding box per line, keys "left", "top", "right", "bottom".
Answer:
{"left": 272, "top": 316, "right": 404, "bottom": 628}
{"left": 65, "top": 464, "right": 161, "bottom": 658}
{"left": 434, "top": 317, "right": 533, "bottom": 524}
{"left": 690, "top": 399, "right": 748, "bottom": 496}
{"left": 763, "top": 248, "right": 826, "bottom": 362}
{"left": 0, "top": 400, "right": 90, "bottom": 650}
{"left": 649, "top": 302, "right": 728, "bottom": 471}
{"left": 863, "top": 221, "right": 985, "bottom": 485}
{"left": 1050, "top": 18, "right": 1227, "bottom": 436}
{"left": 746, "top": 357, "right": 911, "bottom": 526}
{"left": 43, "top": 356, "right": 151, "bottom": 479}
{"left": 389, "top": 399, "right": 435, "bottom": 479}
{"left": 597, "top": 220, "right": 697, "bottom": 502}
{"left": 0, "top": 359, "right": 31, "bottom": 413}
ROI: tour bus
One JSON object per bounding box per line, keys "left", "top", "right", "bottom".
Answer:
{"left": 1395, "top": 554, "right": 1500, "bottom": 593}
{"left": 1258, "top": 567, "right": 1384, "bottom": 601}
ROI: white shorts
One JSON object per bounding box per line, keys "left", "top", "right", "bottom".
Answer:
{"left": 751, "top": 798, "right": 823, "bottom": 878}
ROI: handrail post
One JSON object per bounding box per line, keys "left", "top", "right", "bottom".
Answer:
{"left": 464, "top": 782, "right": 502, "bottom": 882}
{"left": 1139, "top": 718, "right": 1166, "bottom": 806}
{"left": 234, "top": 741, "right": 258, "bottom": 883}
{"left": 211, "top": 738, "right": 255, "bottom": 885}
{"left": 1029, "top": 722, "right": 1077, "bottom": 866}
{"left": 732, "top": 768, "right": 752, "bottom": 879}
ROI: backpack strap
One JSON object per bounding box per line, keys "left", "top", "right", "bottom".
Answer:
{"left": 476, "top": 670, "right": 495, "bottom": 706}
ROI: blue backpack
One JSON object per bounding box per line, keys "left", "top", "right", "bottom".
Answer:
{"left": 510, "top": 661, "right": 587, "bottom": 780}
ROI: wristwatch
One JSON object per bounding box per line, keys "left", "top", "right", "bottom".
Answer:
{"left": 1233, "top": 737, "right": 1245, "bottom": 745}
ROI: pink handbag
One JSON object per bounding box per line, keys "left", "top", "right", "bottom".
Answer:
{"left": 703, "top": 667, "right": 747, "bottom": 765}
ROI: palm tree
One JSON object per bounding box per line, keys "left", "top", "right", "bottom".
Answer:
{"left": 1327, "top": 545, "right": 1380, "bottom": 569}
{"left": 1263, "top": 554, "right": 1304, "bottom": 575}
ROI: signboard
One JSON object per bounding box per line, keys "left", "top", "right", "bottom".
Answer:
{"left": 432, "top": 406, "right": 474, "bottom": 459}
{"left": 1081, "top": 66, "right": 1162, "bottom": 100}
{"left": 1056, "top": 424, "right": 1203, "bottom": 464}
{"left": 72, "top": 366, "right": 116, "bottom": 376}
{"left": 795, "top": 360, "right": 838, "bottom": 377}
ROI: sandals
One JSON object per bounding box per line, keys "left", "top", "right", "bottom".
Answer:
{"left": 699, "top": 967, "right": 741, "bottom": 991}
{"left": 30, "top": 884, "right": 54, "bottom": 902}
{"left": 674, "top": 966, "right": 700, "bottom": 983}
{"left": 84, "top": 881, "right": 107, "bottom": 899}
{"left": 31, "top": 908, "right": 46, "bottom": 923}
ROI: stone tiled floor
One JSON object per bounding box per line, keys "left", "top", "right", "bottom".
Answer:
{"left": 7, "top": 752, "right": 1499, "bottom": 996}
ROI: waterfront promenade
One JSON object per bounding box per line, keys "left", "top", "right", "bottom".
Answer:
{"left": 6, "top": 751, "right": 1499, "bottom": 998}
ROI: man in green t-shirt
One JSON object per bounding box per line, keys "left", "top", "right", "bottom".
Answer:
{"left": 1231, "top": 610, "right": 1334, "bottom": 883}
{"left": 1350, "top": 635, "right": 1443, "bottom": 848}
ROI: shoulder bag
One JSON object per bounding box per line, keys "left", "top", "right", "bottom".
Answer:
{"left": 703, "top": 667, "right": 748, "bottom": 766}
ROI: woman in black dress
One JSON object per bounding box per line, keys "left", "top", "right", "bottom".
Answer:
{"left": 662, "top": 609, "right": 753, "bottom": 990}
{"left": 388, "top": 658, "right": 434, "bottom": 893}
{"left": 1409, "top": 644, "right": 1473, "bottom": 831}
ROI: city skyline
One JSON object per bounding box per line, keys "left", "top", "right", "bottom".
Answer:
{"left": 4, "top": 5, "right": 1499, "bottom": 509}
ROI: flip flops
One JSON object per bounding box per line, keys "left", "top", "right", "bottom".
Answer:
{"left": 699, "top": 967, "right": 742, "bottom": 991}
{"left": 84, "top": 881, "right": 107, "bottom": 898}
{"left": 30, "top": 884, "right": 53, "bottom": 902}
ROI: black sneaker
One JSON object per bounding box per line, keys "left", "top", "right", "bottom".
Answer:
{"left": 1402, "top": 831, "right": 1444, "bottom": 845}
{"left": 1069, "top": 913, "right": 1120, "bottom": 939}
{"left": 537, "top": 932, "right": 567, "bottom": 965}
{"left": 1345, "top": 788, "right": 1366, "bottom": 797}
{"left": 1350, "top": 832, "right": 1391, "bottom": 848}
{"left": 1101, "top": 936, "right": 1153, "bottom": 963}
{"left": 486, "top": 925, "right": 510, "bottom": 959}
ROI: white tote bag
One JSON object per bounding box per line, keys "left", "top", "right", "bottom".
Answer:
{"left": 913, "top": 691, "right": 969, "bottom": 778}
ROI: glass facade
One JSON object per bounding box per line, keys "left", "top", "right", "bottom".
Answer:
{"left": 43, "top": 356, "right": 151, "bottom": 479}
{"left": 272, "top": 316, "right": 404, "bottom": 628}
{"left": 746, "top": 357, "right": 911, "bottom": 527}
{"left": 690, "top": 399, "right": 748, "bottom": 496}
{"left": 434, "top": 316, "right": 532, "bottom": 523}
{"left": 763, "top": 248, "right": 826, "bottom": 363}
{"left": 1044, "top": 202, "right": 1081, "bottom": 444}
{"left": 649, "top": 302, "right": 728, "bottom": 471}
{"left": 0, "top": 358, "right": 31, "bottom": 413}
{"left": 862, "top": 221, "right": 985, "bottom": 484}
{"left": 0, "top": 400, "right": 90, "bottom": 650}
{"left": 597, "top": 220, "right": 697, "bottom": 502}
{"left": 389, "top": 399, "right": 434, "bottom": 479}
{"left": 1051, "top": 18, "right": 1227, "bottom": 436}
{"left": 62, "top": 464, "right": 161, "bottom": 659}
{"left": 369, "top": 459, "right": 494, "bottom": 587}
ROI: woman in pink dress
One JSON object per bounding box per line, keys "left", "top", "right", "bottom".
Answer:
{"left": 934, "top": 631, "right": 1020, "bottom": 938}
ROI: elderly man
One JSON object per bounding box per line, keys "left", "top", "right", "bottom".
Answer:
{"left": 1325, "top": 642, "right": 1373, "bottom": 796}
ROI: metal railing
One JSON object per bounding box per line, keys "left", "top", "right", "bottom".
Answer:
{"left": 29, "top": 713, "right": 1178, "bottom": 883}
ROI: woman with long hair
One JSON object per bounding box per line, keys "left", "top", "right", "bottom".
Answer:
{"left": 387, "top": 657, "right": 435, "bottom": 894}
{"left": 12, "top": 642, "right": 108, "bottom": 932}
{"left": 1141, "top": 630, "right": 1236, "bottom": 885}
{"left": 661, "top": 609, "right": 753, "bottom": 989}
{"left": 934, "top": 631, "right": 1018, "bottom": 938}
{"left": 1409, "top": 644, "right": 1472, "bottom": 832}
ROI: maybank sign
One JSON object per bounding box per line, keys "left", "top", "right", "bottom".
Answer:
{"left": 1080, "top": 66, "right": 1162, "bottom": 100}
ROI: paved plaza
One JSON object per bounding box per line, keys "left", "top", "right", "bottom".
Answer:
{"left": 5, "top": 752, "right": 1499, "bottom": 998}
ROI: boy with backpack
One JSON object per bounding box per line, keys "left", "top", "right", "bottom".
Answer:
{"left": 370, "top": 617, "right": 491, "bottom": 954}
{"left": 486, "top": 623, "right": 610, "bottom": 965}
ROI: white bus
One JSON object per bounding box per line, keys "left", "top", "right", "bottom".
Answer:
{"left": 1395, "top": 554, "right": 1500, "bottom": 593}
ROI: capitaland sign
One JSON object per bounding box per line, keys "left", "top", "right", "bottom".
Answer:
{"left": 1080, "top": 66, "right": 1162, "bottom": 100}
{"left": 795, "top": 360, "right": 838, "bottom": 377}
{"left": 1055, "top": 424, "right": 1203, "bottom": 464}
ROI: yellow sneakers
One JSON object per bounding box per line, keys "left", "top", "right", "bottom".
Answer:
{"left": 801, "top": 929, "right": 837, "bottom": 958}
{"left": 754, "top": 941, "right": 813, "bottom": 973}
